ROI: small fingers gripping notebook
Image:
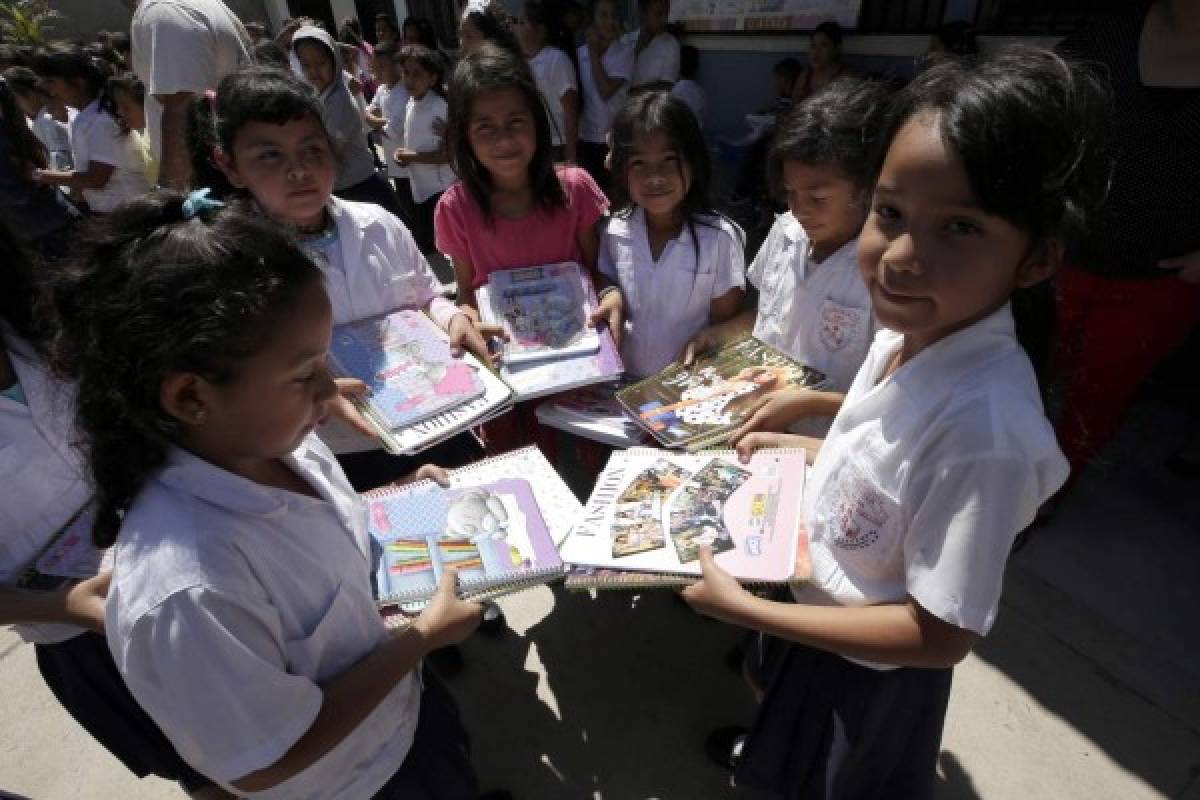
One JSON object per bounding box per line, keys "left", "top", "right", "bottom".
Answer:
{"left": 558, "top": 447, "right": 810, "bottom": 590}
{"left": 364, "top": 447, "right": 577, "bottom": 607}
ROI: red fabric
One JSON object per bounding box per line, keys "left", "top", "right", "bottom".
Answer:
{"left": 1053, "top": 263, "right": 1200, "bottom": 476}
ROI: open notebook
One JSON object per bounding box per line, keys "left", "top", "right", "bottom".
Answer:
{"left": 322, "top": 310, "right": 514, "bottom": 455}
{"left": 558, "top": 448, "right": 809, "bottom": 590}
{"left": 364, "top": 446, "right": 579, "bottom": 608}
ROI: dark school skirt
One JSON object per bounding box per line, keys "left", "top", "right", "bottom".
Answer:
{"left": 35, "top": 631, "right": 213, "bottom": 793}
{"left": 736, "top": 631, "right": 952, "bottom": 800}
{"left": 336, "top": 432, "right": 485, "bottom": 493}
{"left": 371, "top": 667, "right": 479, "bottom": 799}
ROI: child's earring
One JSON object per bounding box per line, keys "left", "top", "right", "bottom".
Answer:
{"left": 193, "top": 406, "right": 208, "bottom": 425}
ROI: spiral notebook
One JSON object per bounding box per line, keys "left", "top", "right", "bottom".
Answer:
{"left": 558, "top": 447, "right": 809, "bottom": 587}
{"left": 364, "top": 446, "right": 578, "bottom": 607}
{"left": 480, "top": 263, "right": 600, "bottom": 365}
{"left": 615, "top": 336, "right": 826, "bottom": 450}
{"left": 534, "top": 384, "right": 651, "bottom": 449}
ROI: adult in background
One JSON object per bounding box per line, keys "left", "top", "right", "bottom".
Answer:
{"left": 626, "top": 0, "right": 679, "bottom": 87}
{"left": 127, "top": 0, "right": 250, "bottom": 190}
{"left": 792, "top": 21, "right": 851, "bottom": 104}
{"left": 1053, "top": 0, "right": 1200, "bottom": 482}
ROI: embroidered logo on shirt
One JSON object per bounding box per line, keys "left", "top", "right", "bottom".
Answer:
{"left": 819, "top": 303, "right": 863, "bottom": 352}
{"left": 817, "top": 461, "right": 892, "bottom": 552}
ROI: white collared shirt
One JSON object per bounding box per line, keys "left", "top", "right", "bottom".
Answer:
{"left": 107, "top": 435, "right": 419, "bottom": 798}
{"left": 314, "top": 197, "right": 458, "bottom": 328}
{"left": 600, "top": 208, "right": 746, "bottom": 378}
{"left": 749, "top": 213, "right": 874, "bottom": 434}
{"left": 372, "top": 82, "right": 410, "bottom": 178}
{"left": 626, "top": 30, "right": 680, "bottom": 86}
{"left": 0, "top": 327, "right": 91, "bottom": 644}
{"left": 795, "top": 306, "right": 1069, "bottom": 668}
{"left": 577, "top": 39, "right": 635, "bottom": 144}
{"left": 402, "top": 92, "right": 456, "bottom": 203}
{"left": 69, "top": 100, "right": 152, "bottom": 213}
{"left": 528, "top": 46, "right": 578, "bottom": 146}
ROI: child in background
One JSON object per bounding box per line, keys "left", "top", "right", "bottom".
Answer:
{"left": 669, "top": 45, "right": 705, "bottom": 124}
{"left": 596, "top": 90, "right": 745, "bottom": 379}
{"left": 3, "top": 66, "right": 74, "bottom": 170}
{"left": 626, "top": 0, "right": 679, "bottom": 87}
{"left": 517, "top": 1, "right": 580, "bottom": 163}
{"left": 393, "top": 45, "right": 456, "bottom": 255}
{"left": 102, "top": 72, "right": 156, "bottom": 187}
{"left": 457, "top": 0, "right": 523, "bottom": 58}
{"left": 30, "top": 44, "right": 150, "bottom": 213}
{"left": 577, "top": 0, "right": 635, "bottom": 190}
{"left": 686, "top": 48, "right": 1111, "bottom": 798}
{"left": 190, "top": 67, "right": 490, "bottom": 488}
{"left": 0, "top": 221, "right": 212, "bottom": 797}
{"left": 291, "top": 26, "right": 411, "bottom": 224}
{"left": 51, "top": 194, "right": 489, "bottom": 799}
{"left": 686, "top": 77, "right": 886, "bottom": 439}
{"left": 364, "top": 42, "right": 413, "bottom": 221}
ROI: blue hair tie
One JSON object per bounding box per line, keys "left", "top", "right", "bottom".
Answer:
{"left": 181, "top": 188, "right": 225, "bottom": 219}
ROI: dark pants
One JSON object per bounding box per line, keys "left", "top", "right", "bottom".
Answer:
{"left": 412, "top": 191, "right": 444, "bottom": 255}
{"left": 578, "top": 140, "right": 612, "bottom": 192}
{"left": 371, "top": 669, "right": 479, "bottom": 799}
{"left": 35, "top": 632, "right": 212, "bottom": 793}
{"left": 337, "top": 172, "right": 414, "bottom": 230}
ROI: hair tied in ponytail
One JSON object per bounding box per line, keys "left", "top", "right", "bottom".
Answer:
{"left": 181, "top": 188, "right": 225, "bottom": 219}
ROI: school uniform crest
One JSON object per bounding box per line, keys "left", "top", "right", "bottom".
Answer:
{"left": 816, "top": 460, "right": 891, "bottom": 552}
{"left": 819, "top": 302, "right": 863, "bottom": 352}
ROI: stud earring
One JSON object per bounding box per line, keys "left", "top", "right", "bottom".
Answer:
{"left": 194, "top": 408, "right": 208, "bottom": 425}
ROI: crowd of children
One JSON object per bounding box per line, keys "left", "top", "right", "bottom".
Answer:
{"left": 0, "top": 1, "right": 1135, "bottom": 798}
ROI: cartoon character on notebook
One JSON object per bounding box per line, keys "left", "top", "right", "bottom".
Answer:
{"left": 501, "top": 291, "right": 585, "bottom": 350}
{"left": 379, "top": 341, "right": 479, "bottom": 414}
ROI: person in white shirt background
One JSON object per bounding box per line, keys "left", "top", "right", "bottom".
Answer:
{"left": 127, "top": 0, "right": 251, "bottom": 190}
{"left": 363, "top": 41, "right": 416, "bottom": 225}
{"left": 392, "top": 45, "right": 457, "bottom": 255}
{"left": 52, "top": 193, "right": 493, "bottom": 799}
{"left": 627, "top": 0, "right": 680, "bottom": 87}
{"left": 683, "top": 47, "right": 1111, "bottom": 800}
{"left": 30, "top": 45, "right": 151, "bottom": 213}
{"left": 3, "top": 67, "right": 75, "bottom": 171}
{"left": 669, "top": 45, "right": 705, "bottom": 124}
{"left": 517, "top": 0, "right": 581, "bottom": 163}
{"left": 684, "top": 77, "right": 888, "bottom": 440}
{"left": 577, "top": 0, "right": 635, "bottom": 189}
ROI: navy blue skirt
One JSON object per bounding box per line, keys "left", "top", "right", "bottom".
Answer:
{"left": 736, "top": 632, "right": 952, "bottom": 800}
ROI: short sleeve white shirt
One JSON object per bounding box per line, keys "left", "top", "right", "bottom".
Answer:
{"left": 107, "top": 435, "right": 419, "bottom": 797}
{"left": 0, "top": 327, "right": 91, "bottom": 644}
{"left": 749, "top": 213, "right": 874, "bottom": 433}
{"left": 529, "top": 46, "right": 578, "bottom": 146}
{"left": 131, "top": 0, "right": 251, "bottom": 160}
{"left": 795, "top": 306, "right": 1069, "bottom": 668}
{"left": 374, "top": 83, "right": 411, "bottom": 178}
{"left": 402, "top": 93, "right": 456, "bottom": 203}
{"left": 32, "top": 108, "right": 73, "bottom": 169}
{"left": 626, "top": 30, "right": 680, "bottom": 86}
{"left": 577, "top": 39, "right": 635, "bottom": 144}
{"left": 69, "top": 100, "right": 151, "bottom": 212}
{"left": 670, "top": 79, "right": 706, "bottom": 123}
{"left": 600, "top": 208, "right": 746, "bottom": 378}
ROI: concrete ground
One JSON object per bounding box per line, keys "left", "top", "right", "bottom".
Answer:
{"left": 2, "top": 388, "right": 1198, "bottom": 799}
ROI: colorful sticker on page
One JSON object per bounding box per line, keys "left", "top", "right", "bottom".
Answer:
{"left": 610, "top": 460, "right": 691, "bottom": 557}
{"left": 668, "top": 460, "right": 752, "bottom": 563}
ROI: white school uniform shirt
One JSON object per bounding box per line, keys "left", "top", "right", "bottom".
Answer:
{"left": 748, "top": 213, "right": 874, "bottom": 435}
{"left": 106, "top": 435, "right": 419, "bottom": 798}
{"left": 402, "top": 92, "right": 456, "bottom": 203}
{"left": 69, "top": 100, "right": 152, "bottom": 212}
{"left": 670, "top": 78, "right": 706, "bottom": 124}
{"left": 625, "top": 30, "right": 680, "bottom": 86}
{"left": 577, "top": 39, "right": 635, "bottom": 144}
{"left": 795, "top": 306, "right": 1069, "bottom": 670}
{"left": 601, "top": 208, "right": 746, "bottom": 378}
{"left": 373, "top": 82, "right": 411, "bottom": 179}
{"left": 31, "top": 107, "right": 74, "bottom": 170}
{"left": 314, "top": 196, "right": 459, "bottom": 328}
{"left": 529, "top": 46, "right": 578, "bottom": 147}
{"left": 0, "top": 327, "right": 91, "bottom": 644}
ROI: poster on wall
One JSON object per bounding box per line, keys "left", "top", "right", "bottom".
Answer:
{"left": 670, "top": 0, "right": 863, "bottom": 32}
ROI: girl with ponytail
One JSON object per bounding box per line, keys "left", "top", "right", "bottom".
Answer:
{"left": 51, "top": 192, "right": 488, "bottom": 798}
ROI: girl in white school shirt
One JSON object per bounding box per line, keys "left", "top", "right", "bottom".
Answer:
{"left": 594, "top": 90, "right": 745, "bottom": 379}
{"left": 0, "top": 224, "right": 217, "bottom": 796}
{"left": 52, "top": 194, "right": 491, "bottom": 799}
{"left": 683, "top": 48, "right": 1113, "bottom": 798}
{"left": 517, "top": 1, "right": 581, "bottom": 163}
{"left": 684, "top": 77, "right": 888, "bottom": 439}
